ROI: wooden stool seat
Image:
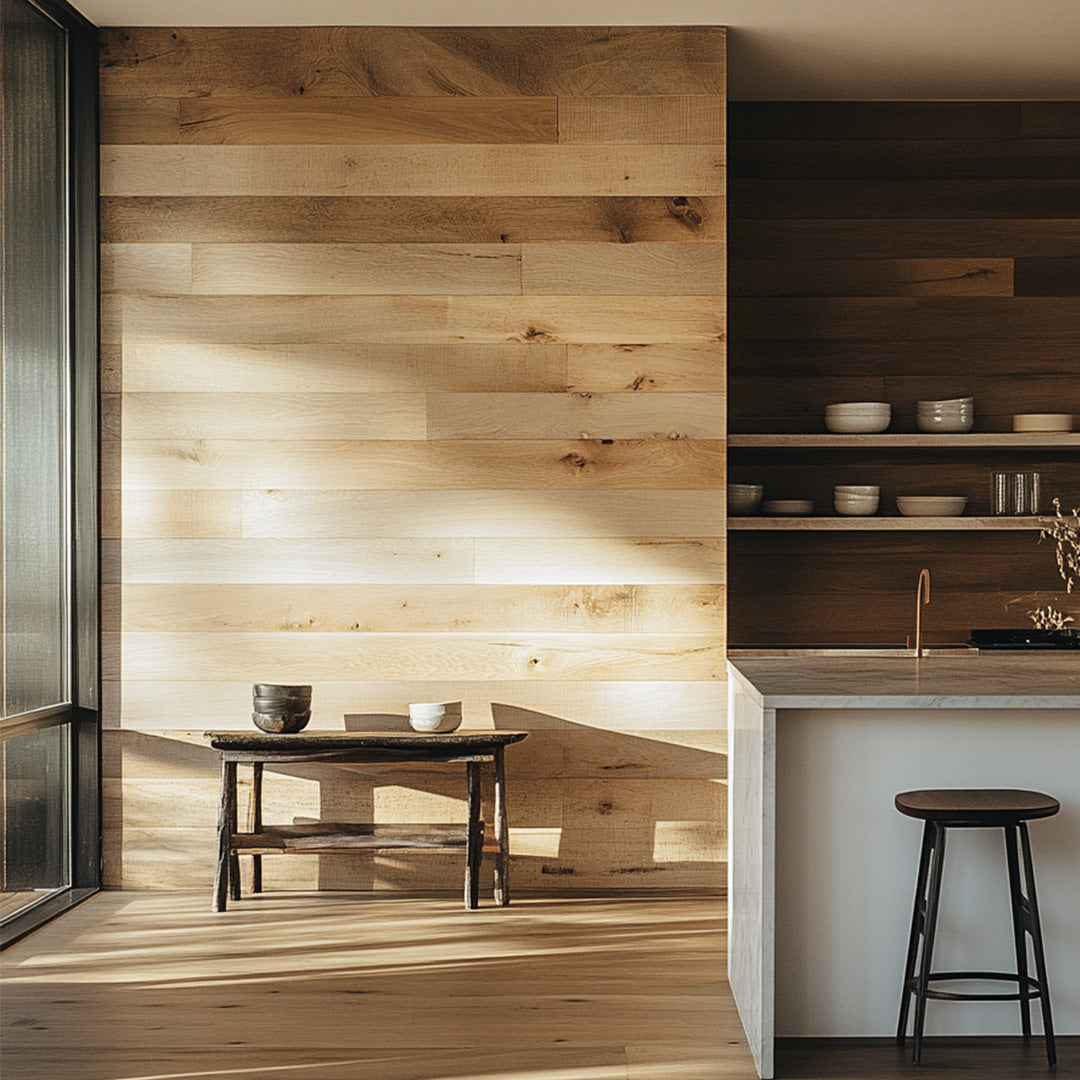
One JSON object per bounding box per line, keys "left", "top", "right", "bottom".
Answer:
{"left": 895, "top": 788, "right": 1058, "bottom": 1067}
{"left": 895, "top": 788, "right": 1060, "bottom": 826}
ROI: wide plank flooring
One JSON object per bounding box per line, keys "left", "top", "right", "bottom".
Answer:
{"left": 0, "top": 890, "right": 752, "bottom": 1080}
{"left": 3, "top": 891, "right": 1074, "bottom": 1079}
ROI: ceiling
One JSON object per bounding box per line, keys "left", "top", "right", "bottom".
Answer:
{"left": 73, "top": 0, "right": 1080, "bottom": 101}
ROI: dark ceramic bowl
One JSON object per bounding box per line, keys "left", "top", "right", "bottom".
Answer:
{"left": 252, "top": 709, "right": 311, "bottom": 734}
{"left": 253, "top": 683, "right": 312, "bottom": 700}
{"left": 253, "top": 694, "right": 311, "bottom": 713}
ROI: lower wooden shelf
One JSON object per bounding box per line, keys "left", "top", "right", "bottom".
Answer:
{"left": 232, "top": 822, "right": 499, "bottom": 855}
{"left": 728, "top": 516, "right": 1048, "bottom": 530}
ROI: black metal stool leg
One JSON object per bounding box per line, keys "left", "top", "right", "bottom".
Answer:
{"left": 898, "top": 822, "right": 936, "bottom": 1046}
{"left": 1019, "top": 822, "right": 1056, "bottom": 1067}
{"left": 912, "top": 822, "right": 946, "bottom": 1066}
{"left": 1004, "top": 824, "right": 1032, "bottom": 1041}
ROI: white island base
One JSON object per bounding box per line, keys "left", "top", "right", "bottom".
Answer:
{"left": 727, "top": 654, "right": 1080, "bottom": 1078}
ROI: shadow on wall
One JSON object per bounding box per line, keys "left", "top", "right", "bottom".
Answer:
{"left": 104, "top": 707, "right": 726, "bottom": 894}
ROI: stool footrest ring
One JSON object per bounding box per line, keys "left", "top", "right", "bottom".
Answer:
{"left": 906, "top": 970, "right": 1045, "bottom": 1003}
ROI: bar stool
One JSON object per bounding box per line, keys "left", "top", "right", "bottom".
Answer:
{"left": 895, "top": 788, "right": 1058, "bottom": 1067}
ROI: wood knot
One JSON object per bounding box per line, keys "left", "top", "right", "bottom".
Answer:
{"left": 561, "top": 452, "right": 589, "bottom": 469}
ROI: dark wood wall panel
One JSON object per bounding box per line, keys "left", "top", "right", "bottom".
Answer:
{"left": 729, "top": 101, "right": 1080, "bottom": 649}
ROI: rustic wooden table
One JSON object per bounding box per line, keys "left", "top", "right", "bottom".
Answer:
{"left": 203, "top": 730, "right": 528, "bottom": 912}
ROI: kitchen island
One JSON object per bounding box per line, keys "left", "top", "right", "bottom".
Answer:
{"left": 727, "top": 652, "right": 1080, "bottom": 1078}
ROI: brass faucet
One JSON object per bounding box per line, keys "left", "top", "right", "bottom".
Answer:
{"left": 914, "top": 568, "right": 931, "bottom": 658}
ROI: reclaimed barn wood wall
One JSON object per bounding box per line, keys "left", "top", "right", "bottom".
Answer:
{"left": 99, "top": 27, "right": 727, "bottom": 890}
{"left": 728, "top": 102, "right": 1080, "bottom": 646}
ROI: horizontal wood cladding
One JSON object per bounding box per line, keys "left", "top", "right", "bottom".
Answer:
{"left": 730, "top": 219, "right": 1080, "bottom": 259}
{"left": 100, "top": 27, "right": 726, "bottom": 99}
{"left": 109, "top": 539, "right": 725, "bottom": 586}
{"left": 110, "top": 584, "right": 725, "bottom": 634}
{"left": 104, "top": 685, "right": 727, "bottom": 735}
{"left": 103, "top": 27, "right": 726, "bottom": 891}
{"left": 107, "top": 295, "right": 725, "bottom": 345}
{"left": 100, "top": 196, "right": 723, "bottom": 244}
{"left": 728, "top": 100, "right": 1080, "bottom": 649}
{"left": 110, "top": 440, "right": 725, "bottom": 491}
{"left": 101, "top": 145, "right": 724, "bottom": 197}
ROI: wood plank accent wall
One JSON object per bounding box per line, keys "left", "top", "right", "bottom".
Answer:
{"left": 728, "top": 102, "right": 1080, "bottom": 646}
{"left": 99, "top": 27, "right": 727, "bottom": 891}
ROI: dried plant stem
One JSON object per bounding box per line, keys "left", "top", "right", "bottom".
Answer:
{"left": 1041, "top": 497, "right": 1080, "bottom": 593}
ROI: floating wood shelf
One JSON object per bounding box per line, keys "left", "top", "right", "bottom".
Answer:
{"left": 728, "top": 433, "right": 1080, "bottom": 449}
{"left": 727, "top": 516, "right": 1049, "bottom": 531}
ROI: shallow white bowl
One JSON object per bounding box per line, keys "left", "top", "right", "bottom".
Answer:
{"left": 1012, "top": 413, "right": 1073, "bottom": 432}
{"left": 896, "top": 496, "right": 968, "bottom": 517}
{"left": 762, "top": 499, "right": 813, "bottom": 516}
{"left": 825, "top": 413, "right": 892, "bottom": 434}
{"left": 825, "top": 401, "right": 891, "bottom": 414}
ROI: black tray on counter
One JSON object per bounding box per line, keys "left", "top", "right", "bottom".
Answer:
{"left": 969, "top": 628, "right": 1079, "bottom": 650}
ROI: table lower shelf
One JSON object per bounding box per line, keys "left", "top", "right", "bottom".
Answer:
{"left": 232, "top": 822, "right": 498, "bottom": 855}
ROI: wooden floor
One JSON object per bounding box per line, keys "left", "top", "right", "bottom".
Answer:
{"left": 2, "top": 890, "right": 1074, "bottom": 1080}
{"left": 0, "top": 889, "right": 753, "bottom": 1080}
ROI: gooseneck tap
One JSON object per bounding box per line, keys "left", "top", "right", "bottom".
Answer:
{"left": 914, "top": 568, "right": 931, "bottom": 658}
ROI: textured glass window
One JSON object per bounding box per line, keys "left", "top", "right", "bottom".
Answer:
{"left": 1, "top": 0, "right": 69, "bottom": 717}
{"left": 1, "top": 725, "right": 69, "bottom": 897}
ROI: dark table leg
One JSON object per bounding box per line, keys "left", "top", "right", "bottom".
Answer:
{"left": 465, "top": 760, "right": 482, "bottom": 909}
{"left": 251, "top": 762, "right": 263, "bottom": 894}
{"left": 493, "top": 747, "right": 510, "bottom": 906}
{"left": 213, "top": 759, "right": 236, "bottom": 912}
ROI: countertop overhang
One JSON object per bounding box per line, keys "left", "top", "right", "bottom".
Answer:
{"left": 727, "top": 651, "right": 1080, "bottom": 709}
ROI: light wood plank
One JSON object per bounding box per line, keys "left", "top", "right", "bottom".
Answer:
{"left": 120, "top": 343, "right": 568, "bottom": 393}
{"left": 115, "top": 439, "right": 725, "bottom": 492}
{"left": 104, "top": 682, "right": 727, "bottom": 733}
{"left": 102, "top": 145, "right": 725, "bottom": 197}
{"left": 427, "top": 392, "right": 726, "bottom": 439}
{"left": 476, "top": 539, "right": 725, "bottom": 585}
{"left": 112, "top": 583, "right": 725, "bottom": 634}
{"left": 560, "top": 95, "right": 725, "bottom": 144}
{"left": 102, "top": 490, "right": 241, "bottom": 540}
{"left": 568, "top": 343, "right": 725, "bottom": 393}
{"left": 240, "top": 490, "right": 725, "bottom": 539}
{"left": 117, "top": 393, "right": 428, "bottom": 440}
{"left": 98, "top": 97, "right": 181, "bottom": 144}
{"left": 100, "top": 243, "right": 192, "bottom": 293}
{"left": 115, "top": 630, "right": 725, "bottom": 682}
{"left": 191, "top": 243, "right": 523, "bottom": 295}
{"left": 522, "top": 242, "right": 724, "bottom": 295}
{"left": 102, "top": 195, "right": 725, "bottom": 244}
{"left": 116, "top": 539, "right": 476, "bottom": 584}
{"left": 99, "top": 26, "right": 727, "bottom": 98}
{"left": 178, "top": 96, "right": 558, "bottom": 145}
{"left": 109, "top": 294, "right": 725, "bottom": 345}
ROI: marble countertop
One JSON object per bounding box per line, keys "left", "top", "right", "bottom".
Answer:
{"left": 728, "top": 651, "right": 1080, "bottom": 709}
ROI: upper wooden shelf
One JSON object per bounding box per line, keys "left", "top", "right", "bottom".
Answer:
{"left": 728, "top": 433, "right": 1080, "bottom": 449}
{"left": 728, "top": 516, "right": 1048, "bottom": 531}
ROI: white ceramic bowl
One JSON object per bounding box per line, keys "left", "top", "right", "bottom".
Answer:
{"left": 762, "top": 499, "right": 813, "bottom": 516}
{"left": 896, "top": 496, "right": 968, "bottom": 517}
{"left": 824, "top": 402, "right": 891, "bottom": 434}
{"left": 834, "top": 484, "right": 880, "bottom": 495}
{"left": 834, "top": 494, "right": 879, "bottom": 516}
{"left": 916, "top": 398, "right": 974, "bottom": 433}
{"left": 727, "top": 483, "right": 764, "bottom": 515}
{"left": 408, "top": 701, "right": 463, "bottom": 733}
{"left": 1012, "top": 413, "right": 1074, "bottom": 432}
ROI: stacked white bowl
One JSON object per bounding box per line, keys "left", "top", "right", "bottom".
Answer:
{"left": 916, "top": 397, "right": 973, "bottom": 433}
{"left": 834, "top": 484, "right": 879, "bottom": 516}
{"left": 728, "top": 483, "right": 764, "bottom": 515}
{"left": 824, "top": 401, "right": 891, "bottom": 433}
